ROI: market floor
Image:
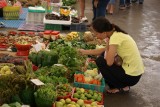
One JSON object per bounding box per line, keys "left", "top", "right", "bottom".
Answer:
{"left": 75, "top": 0, "right": 160, "bottom": 107}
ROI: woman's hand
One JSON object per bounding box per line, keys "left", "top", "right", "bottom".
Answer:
{"left": 78, "top": 49, "right": 86, "bottom": 55}
{"left": 78, "top": 48, "right": 106, "bottom": 56}
{"left": 114, "top": 55, "right": 123, "bottom": 66}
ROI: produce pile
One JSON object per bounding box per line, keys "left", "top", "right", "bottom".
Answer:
{"left": 0, "top": 53, "right": 25, "bottom": 65}
{"left": 0, "top": 31, "right": 43, "bottom": 51}
{"left": 72, "top": 87, "right": 103, "bottom": 103}
{"left": 0, "top": 30, "right": 106, "bottom": 107}
{"left": 0, "top": 64, "right": 13, "bottom": 75}
{"left": 54, "top": 98, "right": 102, "bottom": 107}
{"left": 62, "top": 0, "right": 77, "bottom": 6}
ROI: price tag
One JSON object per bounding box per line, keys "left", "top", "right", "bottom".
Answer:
{"left": 54, "top": 64, "right": 64, "bottom": 66}
{"left": 22, "top": 105, "right": 30, "bottom": 107}
{"left": 30, "top": 79, "right": 44, "bottom": 86}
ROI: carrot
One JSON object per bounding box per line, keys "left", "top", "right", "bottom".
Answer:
{"left": 77, "top": 77, "right": 83, "bottom": 83}
{"left": 90, "top": 79, "right": 100, "bottom": 85}
{"left": 97, "top": 81, "right": 101, "bottom": 85}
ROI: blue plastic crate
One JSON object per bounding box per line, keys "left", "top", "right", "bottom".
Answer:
{"left": 73, "top": 71, "right": 105, "bottom": 92}
{"left": 70, "top": 23, "right": 87, "bottom": 32}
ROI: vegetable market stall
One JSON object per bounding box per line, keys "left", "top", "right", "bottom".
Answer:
{"left": 0, "top": 29, "right": 106, "bottom": 107}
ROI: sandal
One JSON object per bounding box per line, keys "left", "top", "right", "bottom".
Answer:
{"left": 107, "top": 86, "right": 130, "bottom": 94}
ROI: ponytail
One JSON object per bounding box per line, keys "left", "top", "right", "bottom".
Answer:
{"left": 112, "top": 24, "right": 128, "bottom": 34}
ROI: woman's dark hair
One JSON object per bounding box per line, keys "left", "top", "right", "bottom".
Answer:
{"left": 91, "top": 17, "right": 127, "bottom": 34}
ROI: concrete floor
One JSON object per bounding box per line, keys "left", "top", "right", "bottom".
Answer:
{"left": 75, "top": 0, "right": 160, "bottom": 107}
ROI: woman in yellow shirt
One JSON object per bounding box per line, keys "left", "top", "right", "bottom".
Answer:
{"left": 79, "top": 17, "right": 144, "bottom": 93}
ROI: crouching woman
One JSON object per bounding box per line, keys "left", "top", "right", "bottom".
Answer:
{"left": 79, "top": 17, "right": 144, "bottom": 93}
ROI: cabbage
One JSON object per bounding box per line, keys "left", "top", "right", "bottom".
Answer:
{"left": 84, "top": 76, "right": 93, "bottom": 83}
{"left": 84, "top": 68, "right": 98, "bottom": 78}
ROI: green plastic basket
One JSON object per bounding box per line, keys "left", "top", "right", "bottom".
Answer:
{"left": 3, "top": 6, "right": 20, "bottom": 20}
{"left": 73, "top": 71, "right": 105, "bottom": 92}
{"left": 28, "top": 9, "right": 45, "bottom": 13}
{"left": 45, "top": 24, "right": 62, "bottom": 31}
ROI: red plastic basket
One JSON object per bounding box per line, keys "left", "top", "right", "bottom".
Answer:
{"left": 0, "top": 43, "right": 8, "bottom": 50}
{"left": 14, "top": 44, "right": 32, "bottom": 56}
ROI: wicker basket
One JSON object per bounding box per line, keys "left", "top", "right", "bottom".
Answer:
{"left": 3, "top": 6, "right": 20, "bottom": 20}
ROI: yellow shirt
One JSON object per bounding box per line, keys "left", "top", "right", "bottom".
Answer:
{"left": 109, "top": 32, "right": 144, "bottom": 76}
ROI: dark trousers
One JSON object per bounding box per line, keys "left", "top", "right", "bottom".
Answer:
{"left": 95, "top": 52, "right": 142, "bottom": 89}
{"left": 119, "top": 0, "right": 131, "bottom": 6}
{"left": 92, "top": 0, "right": 110, "bottom": 21}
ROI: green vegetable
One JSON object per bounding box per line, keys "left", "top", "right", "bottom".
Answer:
{"left": 34, "top": 84, "right": 57, "bottom": 107}
{"left": 10, "top": 94, "right": 22, "bottom": 104}
{"left": 58, "top": 77, "right": 68, "bottom": 84}
{"left": 28, "top": 52, "right": 37, "bottom": 66}
{"left": 9, "top": 102, "right": 21, "bottom": 107}
{"left": 49, "top": 65, "right": 67, "bottom": 77}
{"left": 34, "top": 50, "right": 59, "bottom": 67}
{"left": 20, "top": 88, "right": 36, "bottom": 107}
{"left": 36, "top": 50, "right": 44, "bottom": 66}
{"left": 87, "top": 62, "right": 98, "bottom": 70}
{"left": 34, "top": 66, "right": 49, "bottom": 77}
{"left": 0, "top": 104, "right": 10, "bottom": 107}
{"left": 38, "top": 76, "right": 55, "bottom": 84}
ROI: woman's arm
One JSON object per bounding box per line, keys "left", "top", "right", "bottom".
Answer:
{"left": 105, "top": 44, "right": 118, "bottom": 66}
{"left": 79, "top": 48, "right": 106, "bottom": 56}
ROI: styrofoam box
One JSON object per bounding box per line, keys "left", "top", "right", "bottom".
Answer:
{"left": 26, "top": 12, "right": 46, "bottom": 24}
{"left": 43, "top": 16, "right": 71, "bottom": 25}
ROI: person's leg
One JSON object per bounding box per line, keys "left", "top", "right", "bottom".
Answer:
{"left": 126, "top": 0, "right": 131, "bottom": 7}
{"left": 124, "top": 74, "right": 142, "bottom": 86}
{"left": 106, "top": 2, "right": 111, "bottom": 13}
{"left": 107, "top": 0, "right": 115, "bottom": 14}
{"left": 95, "top": 0, "right": 109, "bottom": 19}
{"left": 95, "top": 53, "right": 142, "bottom": 89}
{"left": 92, "top": 0, "right": 96, "bottom": 21}
{"left": 79, "top": 0, "right": 85, "bottom": 18}
{"left": 139, "top": 0, "right": 143, "bottom": 4}
{"left": 119, "top": 0, "right": 126, "bottom": 9}
{"left": 131, "top": 0, "right": 137, "bottom": 3}
{"left": 95, "top": 53, "right": 127, "bottom": 88}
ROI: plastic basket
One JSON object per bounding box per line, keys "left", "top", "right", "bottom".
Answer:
{"left": 28, "top": 7, "right": 45, "bottom": 13}
{"left": 45, "top": 24, "right": 62, "bottom": 31}
{"left": 3, "top": 6, "right": 20, "bottom": 20}
{"left": 14, "top": 44, "right": 32, "bottom": 56}
{"left": 70, "top": 23, "right": 87, "bottom": 32}
{"left": 73, "top": 71, "right": 105, "bottom": 92}
{"left": 26, "top": 12, "right": 45, "bottom": 24}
